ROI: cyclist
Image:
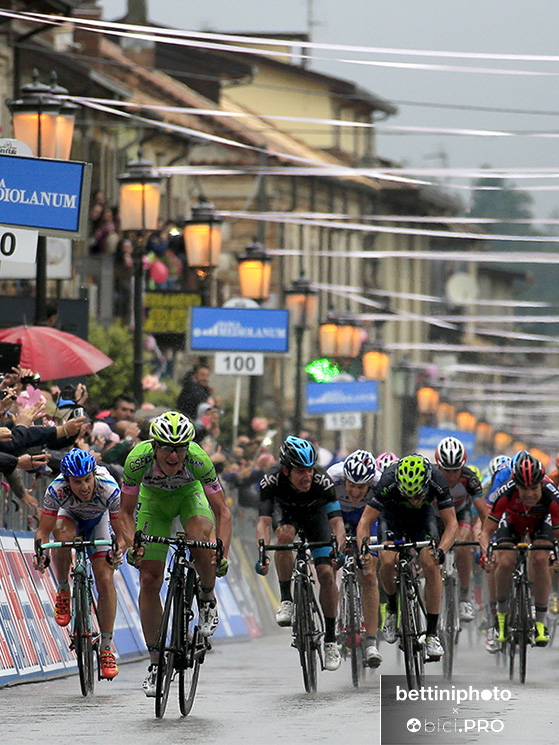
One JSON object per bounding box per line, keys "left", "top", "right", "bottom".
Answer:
{"left": 327, "top": 449, "right": 382, "bottom": 667}
{"left": 481, "top": 455, "right": 510, "bottom": 498}
{"left": 32, "top": 448, "right": 124, "bottom": 680}
{"left": 479, "top": 452, "right": 559, "bottom": 647}
{"left": 434, "top": 436, "right": 488, "bottom": 622}
{"left": 376, "top": 451, "right": 398, "bottom": 473}
{"left": 356, "top": 454, "right": 458, "bottom": 660}
{"left": 486, "top": 450, "right": 529, "bottom": 506}
{"left": 255, "top": 435, "right": 346, "bottom": 671}
{"left": 120, "top": 411, "right": 231, "bottom": 697}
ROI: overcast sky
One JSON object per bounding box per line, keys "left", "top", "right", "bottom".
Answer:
{"left": 98, "top": 1, "right": 559, "bottom": 218}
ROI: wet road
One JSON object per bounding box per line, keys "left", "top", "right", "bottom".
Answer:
{"left": 2, "top": 626, "right": 558, "bottom": 745}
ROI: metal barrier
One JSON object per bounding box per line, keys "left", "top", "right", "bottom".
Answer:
{"left": 1, "top": 471, "right": 50, "bottom": 532}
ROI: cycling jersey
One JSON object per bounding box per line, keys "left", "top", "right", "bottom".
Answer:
{"left": 43, "top": 465, "right": 120, "bottom": 521}
{"left": 122, "top": 440, "right": 220, "bottom": 561}
{"left": 488, "top": 478, "right": 559, "bottom": 535}
{"left": 486, "top": 465, "right": 513, "bottom": 505}
{"left": 445, "top": 466, "right": 483, "bottom": 511}
{"left": 327, "top": 460, "right": 380, "bottom": 538}
{"left": 42, "top": 465, "right": 120, "bottom": 559}
{"left": 259, "top": 464, "right": 341, "bottom": 562}
{"left": 367, "top": 463, "right": 454, "bottom": 514}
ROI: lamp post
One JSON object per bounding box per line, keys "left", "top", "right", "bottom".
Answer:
{"left": 7, "top": 69, "right": 78, "bottom": 324}
{"left": 183, "top": 195, "right": 222, "bottom": 306}
{"left": 285, "top": 277, "right": 318, "bottom": 435}
{"left": 318, "top": 313, "right": 363, "bottom": 363}
{"left": 118, "top": 148, "right": 163, "bottom": 405}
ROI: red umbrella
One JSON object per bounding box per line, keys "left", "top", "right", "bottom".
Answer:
{"left": 0, "top": 325, "right": 113, "bottom": 380}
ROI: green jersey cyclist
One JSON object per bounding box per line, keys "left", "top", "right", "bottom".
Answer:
{"left": 120, "top": 411, "right": 232, "bottom": 697}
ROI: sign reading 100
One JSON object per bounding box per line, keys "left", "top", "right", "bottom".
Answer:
{"left": 214, "top": 352, "right": 264, "bottom": 376}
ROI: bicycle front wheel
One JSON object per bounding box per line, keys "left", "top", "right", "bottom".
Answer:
{"left": 441, "top": 576, "right": 457, "bottom": 681}
{"left": 74, "top": 575, "right": 95, "bottom": 697}
{"left": 517, "top": 579, "right": 531, "bottom": 684}
{"left": 399, "top": 575, "right": 425, "bottom": 690}
{"left": 155, "top": 575, "right": 180, "bottom": 719}
{"left": 178, "top": 569, "right": 203, "bottom": 716}
{"left": 344, "top": 575, "right": 363, "bottom": 688}
{"left": 293, "top": 576, "right": 318, "bottom": 693}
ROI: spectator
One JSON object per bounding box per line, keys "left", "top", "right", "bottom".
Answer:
{"left": 98, "top": 394, "right": 137, "bottom": 432}
{"left": 176, "top": 361, "right": 212, "bottom": 421}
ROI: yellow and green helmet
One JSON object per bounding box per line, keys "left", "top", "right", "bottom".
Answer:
{"left": 149, "top": 410, "right": 195, "bottom": 445}
{"left": 396, "top": 454, "right": 431, "bottom": 498}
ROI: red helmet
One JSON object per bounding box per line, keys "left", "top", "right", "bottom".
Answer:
{"left": 512, "top": 453, "right": 545, "bottom": 487}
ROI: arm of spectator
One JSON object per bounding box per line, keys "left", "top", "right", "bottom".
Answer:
{"left": 55, "top": 416, "right": 86, "bottom": 441}
{"left": 4, "top": 469, "right": 39, "bottom": 514}
{"left": 74, "top": 383, "right": 89, "bottom": 406}
{"left": 0, "top": 426, "right": 12, "bottom": 442}
{"left": 18, "top": 451, "right": 50, "bottom": 471}
{"left": 14, "top": 400, "right": 46, "bottom": 428}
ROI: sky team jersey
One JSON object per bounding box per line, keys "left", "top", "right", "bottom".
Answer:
{"left": 488, "top": 478, "right": 559, "bottom": 532}
{"left": 122, "top": 440, "right": 222, "bottom": 499}
{"left": 327, "top": 461, "right": 380, "bottom": 535}
{"left": 42, "top": 465, "right": 121, "bottom": 521}
{"left": 258, "top": 464, "right": 341, "bottom": 518}
{"left": 367, "top": 462, "right": 454, "bottom": 513}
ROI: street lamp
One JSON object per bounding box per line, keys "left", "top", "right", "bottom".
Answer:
{"left": 362, "top": 349, "right": 390, "bottom": 382}
{"left": 285, "top": 277, "right": 318, "bottom": 435}
{"left": 183, "top": 195, "right": 222, "bottom": 305}
{"left": 237, "top": 239, "right": 272, "bottom": 301}
{"left": 318, "top": 313, "right": 363, "bottom": 361}
{"left": 7, "top": 69, "right": 78, "bottom": 324}
{"left": 118, "top": 148, "right": 163, "bottom": 405}
{"left": 456, "top": 410, "right": 477, "bottom": 433}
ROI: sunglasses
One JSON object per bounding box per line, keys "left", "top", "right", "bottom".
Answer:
{"left": 155, "top": 443, "right": 188, "bottom": 454}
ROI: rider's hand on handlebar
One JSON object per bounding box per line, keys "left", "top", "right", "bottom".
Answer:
{"left": 216, "top": 557, "right": 229, "bottom": 577}
{"left": 330, "top": 550, "right": 345, "bottom": 570}
{"left": 254, "top": 559, "right": 269, "bottom": 576}
{"left": 126, "top": 545, "right": 144, "bottom": 567}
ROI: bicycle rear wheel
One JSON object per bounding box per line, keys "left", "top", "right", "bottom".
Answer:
{"left": 293, "top": 576, "right": 318, "bottom": 693}
{"left": 441, "top": 576, "right": 457, "bottom": 680}
{"left": 74, "top": 575, "right": 95, "bottom": 697}
{"left": 344, "top": 575, "right": 363, "bottom": 688}
{"left": 178, "top": 570, "right": 203, "bottom": 716}
{"left": 508, "top": 585, "right": 517, "bottom": 681}
{"left": 155, "top": 575, "right": 180, "bottom": 719}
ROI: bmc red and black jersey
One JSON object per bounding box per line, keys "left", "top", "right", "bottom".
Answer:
{"left": 488, "top": 478, "right": 559, "bottom": 533}
{"left": 448, "top": 465, "right": 483, "bottom": 510}
{"left": 258, "top": 464, "right": 341, "bottom": 518}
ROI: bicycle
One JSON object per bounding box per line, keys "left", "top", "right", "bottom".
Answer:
{"left": 337, "top": 536, "right": 366, "bottom": 687}
{"left": 369, "top": 539, "right": 434, "bottom": 691}
{"left": 134, "top": 528, "right": 223, "bottom": 718}
{"left": 35, "top": 535, "right": 117, "bottom": 697}
{"left": 488, "top": 540, "right": 558, "bottom": 684}
{"left": 258, "top": 534, "right": 337, "bottom": 693}
{"left": 438, "top": 540, "right": 479, "bottom": 681}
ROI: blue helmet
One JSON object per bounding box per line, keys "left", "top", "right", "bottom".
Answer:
{"left": 343, "top": 449, "right": 377, "bottom": 484}
{"left": 60, "top": 448, "right": 97, "bottom": 478}
{"left": 279, "top": 436, "right": 317, "bottom": 468}
{"left": 511, "top": 450, "right": 530, "bottom": 467}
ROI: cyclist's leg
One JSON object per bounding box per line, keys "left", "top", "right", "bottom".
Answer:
{"left": 454, "top": 507, "right": 475, "bottom": 613}
{"left": 88, "top": 515, "right": 117, "bottom": 640}
{"left": 530, "top": 520, "right": 554, "bottom": 639}
{"left": 136, "top": 495, "right": 174, "bottom": 664}
{"left": 359, "top": 555, "right": 379, "bottom": 635}
{"left": 377, "top": 511, "right": 399, "bottom": 599}
{"left": 274, "top": 503, "right": 297, "bottom": 594}
{"left": 494, "top": 522, "right": 517, "bottom": 612}
{"left": 51, "top": 510, "right": 78, "bottom": 590}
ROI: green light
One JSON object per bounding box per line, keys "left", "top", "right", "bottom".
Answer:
{"left": 306, "top": 358, "right": 340, "bottom": 383}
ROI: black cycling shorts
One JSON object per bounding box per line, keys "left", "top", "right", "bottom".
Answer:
{"left": 378, "top": 504, "right": 440, "bottom": 545}
{"left": 273, "top": 502, "right": 333, "bottom": 565}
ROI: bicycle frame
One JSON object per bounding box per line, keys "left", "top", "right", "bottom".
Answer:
{"left": 258, "top": 534, "right": 336, "bottom": 693}
{"left": 338, "top": 537, "right": 365, "bottom": 687}
{"left": 375, "top": 539, "right": 432, "bottom": 691}
{"left": 38, "top": 537, "right": 114, "bottom": 696}
{"left": 135, "top": 529, "right": 222, "bottom": 719}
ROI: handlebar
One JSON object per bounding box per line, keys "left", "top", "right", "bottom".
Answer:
{"left": 487, "top": 541, "right": 559, "bottom": 563}
{"left": 258, "top": 534, "right": 338, "bottom": 568}
{"left": 134, "top": 526, "right": 223, "bottom": 561}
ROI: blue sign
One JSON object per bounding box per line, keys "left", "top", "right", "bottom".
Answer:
{"left": 417, "top": 426, "right": 476, "bottom": 453}
{"left": 190, "top": 307, "right": 289, "bottom": 352}
{"left": 0, "top": 154, "right": 91, "bottom": 237}
{"left": 306, "top": 380, "right": 378, "bottom": 414}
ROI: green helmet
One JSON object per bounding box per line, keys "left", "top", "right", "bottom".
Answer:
{"left": 149, "top": 411, "right": 195, "bottom": 445}
{"left": 396, "top": 455, "right": 431, "bottom": 498}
